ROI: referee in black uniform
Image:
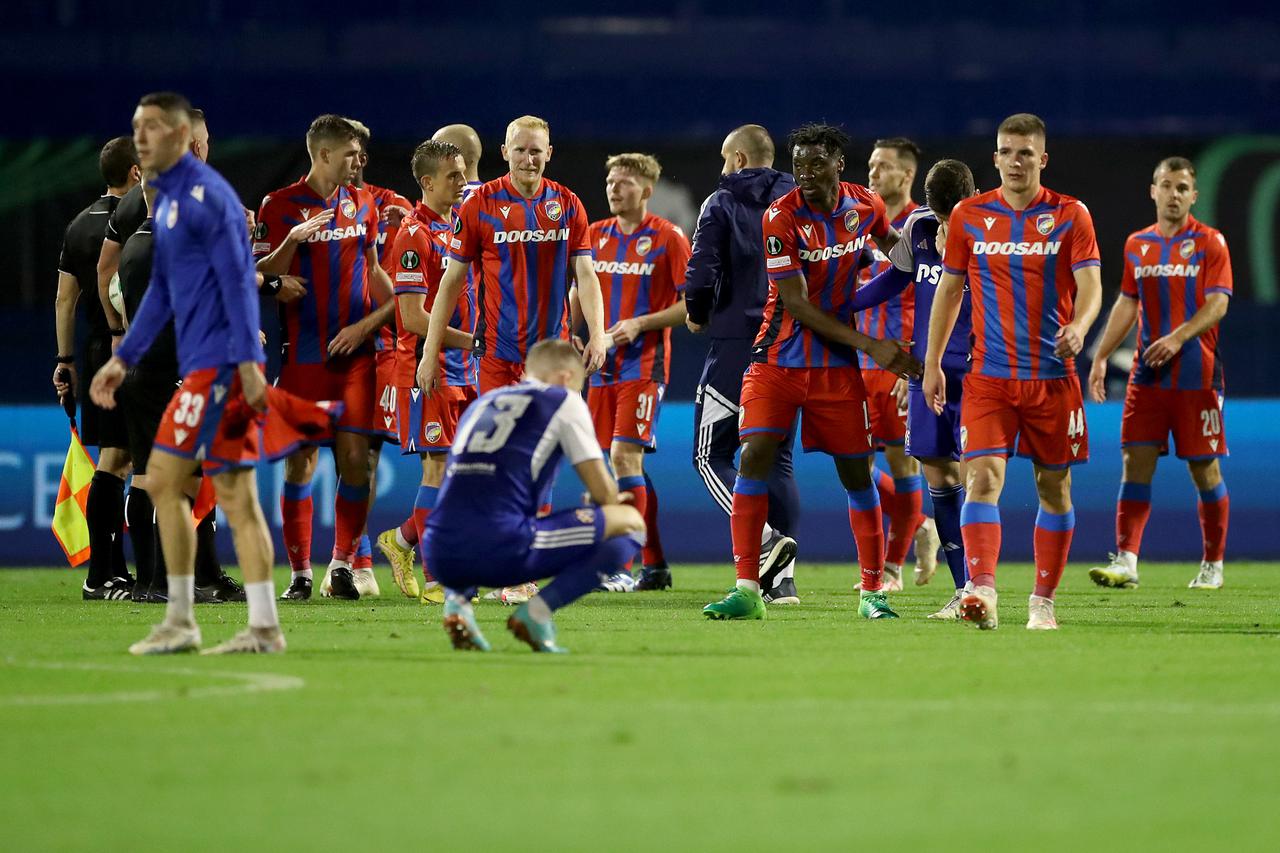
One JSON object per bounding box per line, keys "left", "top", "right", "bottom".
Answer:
{"left": 54, "top": 136, "right": 139, "bottom": 599}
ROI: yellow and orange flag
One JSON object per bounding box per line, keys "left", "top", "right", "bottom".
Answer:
{"left": 52, "top": 424, "right": 96, "bottom": 566}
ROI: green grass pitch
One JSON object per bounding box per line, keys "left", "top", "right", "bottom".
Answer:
{"left": 3, "top": 562, "right": 1279, "bottom": 851}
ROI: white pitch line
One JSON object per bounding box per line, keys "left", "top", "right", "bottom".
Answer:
{"left": 0, "top": 658, "right": 304, "bottom": 707}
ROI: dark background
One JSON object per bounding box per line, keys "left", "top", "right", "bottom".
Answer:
{"left": 4, "top": 1, "right": 1279, "bottom": 401}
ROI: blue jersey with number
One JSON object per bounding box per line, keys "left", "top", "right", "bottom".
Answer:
{"left": 888, "top": 206, "right": 972, "bottom": 374}
{"left": 426, "top": 380, "right": 602, "bottom": 554}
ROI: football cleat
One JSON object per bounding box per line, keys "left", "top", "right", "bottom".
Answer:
{"left": 1089, "top": 553, "right": 1139, "bottom": 589}
{"left": 858, "top": 590, "right": 900, "bottom": 619}
{"left": 279, "top": 576, "right": 312, "bottom": 601}
{"left": 200, "top": 627, "right": 286, "bottom": 655}
{"left": 496, "top": 582, "right": 538, "bottom": 606}
{"left": 913, "top": 517, "right": 941, "bottom": 586}
{"left": 206, "top": 573, "right": 247, "bottom": 602}
{"left": 419, "top": 581, "right": 446, "bottom": 605}
{"left": 507, "top": 604, "right": 568, "bottom": 653}
{"left": 882, "top": 564, "right": 905, "bottom": 593}
{"left": 352, "top": 567, "right": 381, "bottom": 598}
{"left": 702, "top": 586, "right": 766, "bottom": 621}
{"left": 634, "top": 565, "right": 672, "bottom": 591}
{"left": 927, "top": 587, "right": 966, "bottom": 621}
{"left": 598, "top": 571, "right": 637, "bottom": 592}
{"left": 762, "top": 575, "right": 800, "bottom": 605}
{"left": 960, "top": 584, "right": 999, "bottom": 630}
{"left": 1026, "top": 594, "right": 1058, "bottom": 630}
{"left": 1188, "top": 561, "right": 1224, "bottom": 590}
{"left": 758, "top": 530, "right": 798, "bottom": 591}
{"left": 442, "top": 599, "right": 491, "bottom": 651}
{"left": 129, "top": 621, "right": 201, "bottom": 656}
{"left": 82, "top": 577, "right": 134, "bottom": 601}
{"left": 324, "top": 564, "right": 359, "bottom": 600}
{"left": 376, "top": 528, "right": 420, "bottom": 599}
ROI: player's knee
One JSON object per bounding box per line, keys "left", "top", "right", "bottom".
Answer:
{"left": 1187, "top": 459, "right": 1221, "bottom": 491}
{"left": 966, "top": 461, "right": 1004, "bottom": 500}
{"left": 835, "top": 456, "right": 873, "bottom": 491}
{"left": 739, "top": 437, "right": 777, "bottom": 480}
{"left": 284, "top": 448, "right": 317, "bottom": 483}
{"left": 97, "top": 448, "right": 132, "bottom": 478}
{"left": 610, "top": 443, "right": 643, "bottom": 478}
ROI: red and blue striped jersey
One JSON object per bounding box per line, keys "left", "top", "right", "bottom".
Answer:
{"left": 943, "top": 186, "right": 1100, "bottom": 380}
{"left": 390, "top": 203, "right": 476, "bottom": 389}
{"left": 754, "top": 182, "right": 889, "bottom": 368}
{"left": 588, "top": 213, "right": 691, "bottom": 386}
{"left": 1120, "top": 215, "right": 1232, "bottom": 391}
{"left": 448, "top": 174, "right": 591, "bottom": 363}
{"left": 365, "top": 182, "right": 414, "bottom": 357}
{"left": 255, "top": 179, "right": 381, "bottom": 365}
{"left": 856, "top": 202, "right": 918, "bottom": 370}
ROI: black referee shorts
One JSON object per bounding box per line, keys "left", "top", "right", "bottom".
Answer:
{"left": 80, "top": 336, "right": 130, "bottom": 449}
{"left": 119, "top": 368, "right": 179, "bottom": 475}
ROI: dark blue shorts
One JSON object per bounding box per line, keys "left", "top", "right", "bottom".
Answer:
{"left": 426, "top": 505, "right": 606, "bottom": 590}
{"left": 905, "top": 372, "right": 965, "bottom": 462}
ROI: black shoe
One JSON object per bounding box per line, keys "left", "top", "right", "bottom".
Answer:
{"left": 634, "top": 565, "right": 673, "bottom": 591}
{"left": 327, "top": 566, "right": 360, "bottom": 600}
{"left": 279, "top": 576, "right": 312, "bottom": 601}
{"left": 82, "top": 577, "right": 134, "bottom": 601}
{"left": 144, "top": 583, "right": 168, "bottom": 604}
{"left": 196, "top": 574, "right": 246, "bottom": 604}
{"left": 762, "top": 576, "right": 800, "bottom": 605}
{"left": 131, "top": 582, "right": 151, "bottom": 603}
{"left": 758, "top": 531, "right": 798, "bottom": 592}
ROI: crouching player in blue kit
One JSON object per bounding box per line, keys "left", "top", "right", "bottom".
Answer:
{"left": 422, "top": 340, "right": 646, "bottom": 653}
{"left": 852, "top": 159, "right": 977, "bottom": 618}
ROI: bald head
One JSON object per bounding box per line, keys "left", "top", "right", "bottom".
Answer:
{"left": 432, "top": 124, "right": 482, "bottom": 181}
{"left": 721, "top": 124, "right": 775, "bottom": 174}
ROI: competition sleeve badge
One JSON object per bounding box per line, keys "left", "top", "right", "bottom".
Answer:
{"left": 766, "top": 236, "right": 783, "bottom": 255}
{"left": 400, "top": 250, "right": 420, "bottom": 270}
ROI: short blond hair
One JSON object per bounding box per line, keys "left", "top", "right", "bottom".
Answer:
{"left": 525, "top": 339, "right": 582, "bottom": 379}
{"left": 605, "top": 153, "right": 662, "bottom": 184}
{"left": 505, "top": 115, "right": 550, "bottom": 144}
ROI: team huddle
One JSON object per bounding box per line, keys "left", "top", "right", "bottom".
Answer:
{"left": 55, "top": 92, "right": 1233, "bottom": 654}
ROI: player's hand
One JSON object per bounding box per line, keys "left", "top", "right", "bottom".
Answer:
{"left": 583, "top": 332, "right": 609, "bottom": 374}
{"left": 891, "top": 376, "right": 909, "bottom": 411}
{"left": 89, "top": 357, "right": 127, "bottom": 410}
{"left": 570, "top": 335, "right": 585, "bottom": 355}
{"left": 864, "top": 338, "right": 922, "bottom": 379}
{"left": 922, "top": 363, "right": 946, "bottom": 415}
{"left": 53, "top": 364, "right": 76, "bottom": 399}
{"left": 243, "top": 207, "right": 256, "bottom": 236}
{"left": 607, "top": 317, "right": 643, "bottom": 347}
{"left": 287, "top": 209, "right": 336, "bottom": 245}
{"left": 382, "top": 205, "right": 409, "bottom": 229}
{"left": 328, "top": 322, "right": 369, "bottom": 357}
{"left": 686, "top": 318, "right": 706, "bottom": 334}
{"left": 616, "top": 490, "right": 635, "bottom": 504}
{"left": 1087, "top": 358, "right": 1108, "bottom": 403}
{"left": 1054, "top": 323, "right": 1086, "bottom": 359}
{"left": 273, "top": 275, "right": 307, "bottom": 303}
{"left": 1143, "top": 331, "right": 1184, "bottom": 369}
{"left": 238, "top": 362, "right": 267, "bottom": 412}
{"left": 259, "top": 330, "right": 268, "bottom": 348}
{"left": 416, "top": 356, "right": 440, "bottom": 398}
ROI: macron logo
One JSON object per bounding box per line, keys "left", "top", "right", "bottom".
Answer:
{"left": 500, "top": 206, "right": 512, "bottom": 219}
{"left": 767, "top": 207, "right": 781, "bottom": 222}
{"left": 983, "top": 217, "right": 996, "bottom": 230}
{"left": 190, "top": 185, "right": 205, "bottom": 203}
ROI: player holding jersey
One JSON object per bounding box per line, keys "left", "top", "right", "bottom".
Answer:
{"left": 851, "top": 158, "right": 978, "bottom": 618}
{"left": 925, "top": 113, "right": 1102, "bottom": 631}
{"left": 1087, "top": 157, "right": 1232, "bottom": 590}
{"left": 857, "top": 138, "right": 940, "bottom": 590}
{"left": 703, "top": 124, "right": 920, "bottom": 622}
{"left": 416, "top": 115, "right": 610, "bottom": 395}
{"left": 574, "top": 153, "right": 690, "bottom": 591}
{"left": 255, "top": 115, "right": 396, "bottom": 601}
{"left": 426, "top": 340, "right": 646, "bottom": 654}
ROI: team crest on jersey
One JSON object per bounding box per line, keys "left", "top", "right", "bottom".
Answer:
{"left": 635, "top": 236, "right": 653, "bottom": 256}
{"left": 400, "top": 250, "right": 420, "bottom": 270}
{"left": 253, "top": 221, "right": 268, "bottom": 241}
{"left": 1036, "top": 214, "right": 1055, "bottom": 235}
{"left": 340, "top": 198, "right": 357, "bottom": 219}
{"left": 544, "top": 199, "right": 563, "bottom": 222}
{"left": 424, "top": 422, "right": 443, "bottom": 444}
{"left": 844, "top": 209, "right": 860, "bottom": 233}
{"left": 766, "top": 235, "right": 784, "bottom": 255}
{"left": 575, "top": 508, "right": 596, "bottom": 525}
{"left": 166, "top": 200, "right": 178, "bottom": 228}
{"left": 1179, "top": 238, "right": 1196, "bottom": 259}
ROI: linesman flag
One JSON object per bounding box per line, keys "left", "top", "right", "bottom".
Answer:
{"left": 52, "top": 423, "right": 95, "bottom": 567}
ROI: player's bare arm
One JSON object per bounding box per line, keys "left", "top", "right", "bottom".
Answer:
{"left": 1087, "top": 294, "right": 1140, "bottom": 402}
{"left": 775, "top": 273, "right": 920, "bottom": 377}
{"left": 237, "top": 361, "right": 267, "bottom": 411}
{"left": 1144, "top": 291, "right": 1229, "bottom": 370}
{"left": 255, "top": 208, "right": 335, "bottom": 275}
{"left": 873, "top": 225, "right": 902, "bottom": 255}
{"left": 572, "top": 253, "right": 610, "bottom": 373}
{"left": 924, "top": 270, "right": 965, "bottom": 414}
{"left": 396, "top": 291, "right": 473, "bottom": 349}
{"left": 1055, "top": 263, "right": 1102, "bottom": 359}
{"left": 417, "top": 258, "right": 468, "bottom": 394}
{"left": 576, "top": 457, "right": 622, "bottom": 506}
{"left": 53, "top": 271, "right": 79, "bottom": 397}
{"left": 608, "top": 297, "right": 688, "bottom": 346}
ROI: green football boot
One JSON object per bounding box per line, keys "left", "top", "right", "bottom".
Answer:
{"left": 507, "top": 604, "right": 568, "bottom": 653}
{"left": 858, "top": 590, "right": 900, "bottom": 620}
{"left": 703, "top": 586, "right": 766, "bottom": 620}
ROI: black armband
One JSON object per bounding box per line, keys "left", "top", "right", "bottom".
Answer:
{"left": 109, "top": 328, "right": 125, "bottom": 337}
{"left": 55, "top": 354, "right": 74, "bottom": 364}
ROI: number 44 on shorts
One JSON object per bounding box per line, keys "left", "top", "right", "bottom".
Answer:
{"left": 1067, "top": 407, "right": 1085, "bottom": 456}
